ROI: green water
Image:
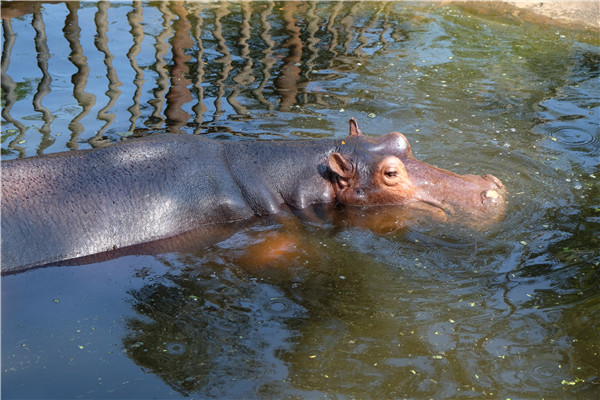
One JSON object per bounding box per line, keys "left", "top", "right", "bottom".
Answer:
{"left": 2, "top": 2, "right": 599, "bottom": 398}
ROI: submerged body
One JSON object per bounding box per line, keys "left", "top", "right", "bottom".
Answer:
{"left": 1, "top": 119, "right": 505, "bottom": 274}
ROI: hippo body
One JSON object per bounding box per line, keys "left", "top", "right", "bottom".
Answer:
{"left": 1, "top": 119, "right": 505, "bottom": 274}
{"left": 1, "top": 135, "right": 334, "bottom": 273}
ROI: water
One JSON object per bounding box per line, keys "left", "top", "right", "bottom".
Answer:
{"left": 2, "top": 1, "right": 599, "bottom": 398}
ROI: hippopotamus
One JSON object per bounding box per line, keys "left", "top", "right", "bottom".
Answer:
{"left": 1, "top": 119, "right": 505, "bottom": 274}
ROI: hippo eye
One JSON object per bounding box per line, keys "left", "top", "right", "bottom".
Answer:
{"left": 383, "top": 168, "right": 401, "bottom": 186}
{"left": 380, "top": 156, "right": 407, "bottom": 186}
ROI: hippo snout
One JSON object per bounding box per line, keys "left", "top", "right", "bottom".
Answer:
{"left": 414, "top": 171, "right": 507, "bottom": 226}
{"left": 481, "top": 188, "right": 502, "bottom": 206}
{"left": 483, "top": 174, "right": 503, "bottom": 189}
{"left": 480, "top": 174, "right": 505, "bottom": 206}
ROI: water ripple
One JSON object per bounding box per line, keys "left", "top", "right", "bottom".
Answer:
{"left": 543, "top": 123, "right": 599, "bottom": 148}
{"left": 164, "top": 342, "right": 187, "bottom": 356}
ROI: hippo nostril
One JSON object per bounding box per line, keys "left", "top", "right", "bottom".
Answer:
{"left": 484, "top": 174, "right": 503, "bottom": 189}
{"left": 485, "top": 189, "right": 499, "bottom": 199}
{"left": 481, "top": 189, "right": 500, "bottom": 205}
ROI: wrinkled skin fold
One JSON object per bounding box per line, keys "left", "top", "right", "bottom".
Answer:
{"left": 1, "top": 119, "right": 505, "bottom": 273}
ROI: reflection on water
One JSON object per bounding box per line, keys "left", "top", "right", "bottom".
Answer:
{"left": 1, "top": 1, "right": 599, "bottom": 399}
{"left": 1, "top": 0, "right": 418, "bottom": 154}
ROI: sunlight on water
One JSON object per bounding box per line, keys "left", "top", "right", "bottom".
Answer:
{"left": 1, "top": 1, "right": 599, "bottom": 399}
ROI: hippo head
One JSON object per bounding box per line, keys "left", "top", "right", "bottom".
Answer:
{"left": 327, "top": 119, "right": 506, "bottom": 229}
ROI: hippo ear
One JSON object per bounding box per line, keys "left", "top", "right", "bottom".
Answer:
{"left": 328, "top": 152, "right": 354, "bottom": 180}
{"left": 349, "top": 118, "right": 363, "bottom": 137}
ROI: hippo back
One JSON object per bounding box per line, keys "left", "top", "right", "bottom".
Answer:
{"left": 1, "top": 134, "right": 253, "bottom": 273}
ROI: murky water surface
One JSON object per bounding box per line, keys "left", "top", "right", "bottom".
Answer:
{"left": 2, "top": 2, "right": 599, "bottom": 398}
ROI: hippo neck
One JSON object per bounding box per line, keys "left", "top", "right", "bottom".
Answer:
{"left": 223, "top": 138, "right": 338, "bottom": 215}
